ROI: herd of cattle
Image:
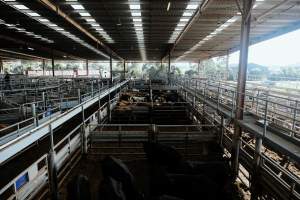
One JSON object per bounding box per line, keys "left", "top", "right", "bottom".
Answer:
{"left": 66, "top": 142, "right": 234, "bottom": 200}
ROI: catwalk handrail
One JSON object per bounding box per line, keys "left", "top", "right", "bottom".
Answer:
{"left": 0, "top": 80, "right": 128, "bottom": 164}
{"left": 176, "top": 78, "right": 300, "bottom": 140}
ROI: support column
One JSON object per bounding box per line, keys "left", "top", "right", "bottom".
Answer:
{"left": 48, "top": 124, "right": 58, "bottom": 200}
{"left": 168, "top": 52, "right": 171, "bottom": 84}
{"left": 226, "top": 50, "right": 229, "bottom": 80}
{"left": 231, "top": 0, "right": 254, "bottom": 180}
{"left": 110, "top": 55, "right": 113, "bottom": 85}
{"left": 0, "top": 58, "right": 3, "bottom": 73}
{"left": 123, "top": 60, "right": 126, "bottom": 80}
{"left": 86, "top": 59, "right": 89, "bottom": 76}
{"left": 107, "top": 93, "right": 112, "bottom": 122}
{"left": 31, "top": 103, "right": 38, "bottom": 127}
{"left": 42, "top": 59, "right": 46, "bottom": 76}
{"left": 51, "top": 55, "right": 55, "bottom": 77}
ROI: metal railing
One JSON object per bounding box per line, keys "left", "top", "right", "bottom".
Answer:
{"left": 176, "top": 78, "right": 300, "bottom": 141}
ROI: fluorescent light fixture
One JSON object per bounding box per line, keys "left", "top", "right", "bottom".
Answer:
{"left": 167, "top": 2, "right": 171, "bottom": 11}
{"left": 183, "top": 11, "right": 193, "bottom": 17}
{"left": 91, "top": 23, "right": 100, "bottom": 27}
{"left": 129, "top": 4, "right": 140, "bottom": 9}
{"left": 129, "top": 0, "right": 146, "bottom": 60}
{"left": 133, "top": 18, "right": 142, "bottom": 22}
{"left": 71, "top": 4, "right": 84, "bottom": 9}
{"left": 13, "top": 4, "right": 29, "bottom": 9}
{"left": 79, "top": 12, "right": 91, "bottom": 17}
{"left": 27, "top": 12, "right": 40, "bottom": 17}
{"left": 85, "top": 18, "right": 96, "bottom": 22}
{"left": 38, "top": 18, "right": 49, "bottom": 22}
{"left": 186, "top": 4, "right": 198, "bottom": 9}
{"left": 131, "top": 12, "right": 141, "bottom": 17}
{"left": 177, "top": 23, "right": 186, "bottom": 27}
{"left": 180, "top": 18, "right": 189, "bottom": 22}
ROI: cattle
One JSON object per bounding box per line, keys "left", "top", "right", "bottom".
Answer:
{"left": 100, "top": 156, "right": 143, "bottom": 200}
{"left": 143, "top": 142, "right": 183, "bottom": 169}
{"left": 67, "top": 174, "right": 91, "bottom": 200}
{"left": 98, "top": 177, "right": 126, "bottom": 200}
{"left": 144, "top": 142, "right": 230, "bottom": 199}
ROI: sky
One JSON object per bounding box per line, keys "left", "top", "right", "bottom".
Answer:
{"left": 229, "top": 28, "right": 300, "bottom": 67}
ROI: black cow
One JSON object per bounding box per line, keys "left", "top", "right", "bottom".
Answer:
{"left": 100, "top": 156, "right": 143, "bottom": 200}
{"left": 143, "top": 142, "right": 183, "bottom": 169}
{"left": 98, "top": 177, "right": 126, "bottom": 200}
{"left": 67, "top": 174, "right": 91, "bottom": 200}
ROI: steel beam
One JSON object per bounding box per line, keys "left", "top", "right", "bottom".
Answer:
{"left": 162, "top": 0, "right": 213, "bottom": 61}
{"left": 0, "top": 35, "right": 81, "bottom": 60}
{"left": 231, "top": 0, "right": 254, "bottom": 180}
{"left": 37, "top": 0, "right": 123, "bottom": 61}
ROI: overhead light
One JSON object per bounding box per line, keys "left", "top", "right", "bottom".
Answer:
{"left": 27, "top": 47, "right": 34, "bottom": 51}
{"left": 13, "top": 4, "right": 29, "bottom": 10}
{"left": 133, "top": 18, "right": 142, "bottom": 22}
{"left": 129, "top": 4, "right": 140, "bottom": 10}
{"left": 71, "top": 4, "right": 84, "bottom": 9}
{"left": 27, "top": 12, "right": 40, "bottom": 17}
{"left": 180, "top": 18, "right": 189, "bottom": 22}
{"left": 79, "top": 12, "right": 91, "bottom": 17}
{"left": 186, "top": 4, "right": 198, "bottom": 10}
{"left": 91, "top": 23, "right": 100, "bottom": 27}
{"left": 38, "top": 18, "right": 49, "bottom": 22}
{"left": 177, "top": 23, "right": 186, "bottom": 27}
{"left": 183, "top": 11, "right": 193, "bottom": 17}
{"left": 85, "top": 18, "right": 96, "bottom": 22}
{"left": 131, "top": 12, "right": 141, "bottom": 17}
{"left": 167, "top": 2, "right": 171, "bottom": 11}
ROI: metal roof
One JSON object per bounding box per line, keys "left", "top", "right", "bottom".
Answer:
{"left": 0, "top": 0, "right": 299, "bottom": 61}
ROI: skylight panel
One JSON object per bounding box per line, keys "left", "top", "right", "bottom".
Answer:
{"left": 168, "top": 1, "right": 201, "bottom": 44}
{"left": 27, "top": 12, "right": 40, "bottom": 17}
{"left": 186, "top": 4, "right": 198, "bottom": 9}
{"left": 79, "top": 12, "right": 91, "bottom": 17}
{"left": 71, "top": 4, "right": 84, "bottom": 10}
{"left": 129, "top": 0, "right": 146, "bottom": 60}
{"left": 129, "top": 4, "right": 140, "bottom": 10}
{"left": 131, "top": 12, "right": 141, "bottom": 17}
{"left": 13, "top": 4, "right": 28, "bottom": 10}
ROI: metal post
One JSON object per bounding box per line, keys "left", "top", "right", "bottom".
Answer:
{"left": 231, "top": 0, "right": 254, "bottom": 180}
{"left": 31, "top": 103, "right": 38, "bottom": 127}
{"left": 220, "top": 116, "right": 225, "bottom": 146}
{"left": 42, "top": 59, "right": 46, "bottom": 76}
{"left": 51, "top": 53, "right": 55, "bottom": 77}
{"left": 98, "top": 82, "right": 102, "bottom": 124}
{"left": 91, "top": 81, "right": 94, "bottom": 97}
{"left": 0, "top": 58, "right": 3, "bottom": 73}
{"left": 263, "top": 95, "right": 269, "bottom": 138}
{"left": 108, "top": 93, "right": 112, "bottom": 122}
{"left": 78, "top": 88, "right": 81, "bottom": 104}
{"left": 292, "top": 100, "right": 298, "bottom": 133}
{"left": 168, "top": 51, "right": 171, "bottom": 85}
{"left": 81, "top": 106, "right": 87, "bottom": 154}
{"left": 110, "top": 55, "right": 113, "bottom": 85}
{"left": 86, "top": 59, "right": 89, "bottom": 76}
{"left": 47, "top": 124, "right": 58, "bottom": 200}
{"left": 42, "top": 92, "right": 46, "bottom": 115}
{"left": 251, "top": 136, "right": 262, "bottom": 199}
{"left": 123, "top": 60, "right": 126, "bottom": 80}
{"left": 225, "top": 50, "right": 229, "bottom": 80}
